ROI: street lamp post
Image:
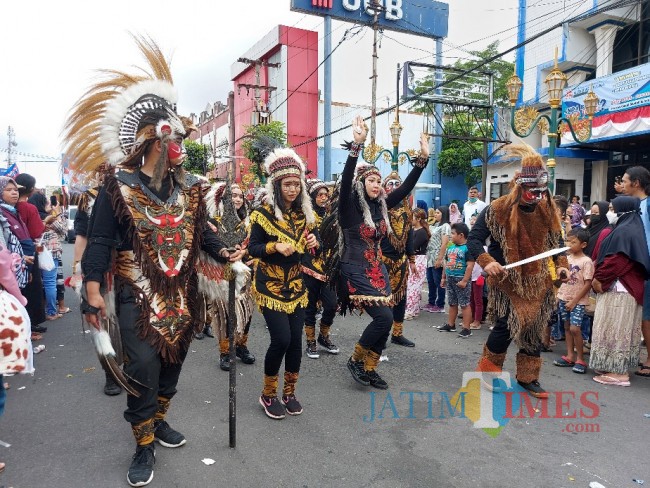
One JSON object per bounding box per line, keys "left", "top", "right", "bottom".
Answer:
{"left": 363, "top": 114, "right": 417, "bottom": 171}
{"left": 505, "top": 50, "right": 600, "bottom": 194}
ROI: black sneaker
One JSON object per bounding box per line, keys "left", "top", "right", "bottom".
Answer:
{"left": 347, "top": 357, "right": 370, "bottom": 386}
{"left": 194, "top": 331, "right": 205, "bottom": 340}
{"left": 154, "top": 420, "right": 186, "bottom": 448}
{"left": 306, "top": 340, "right": 320, "bottom": 359}
{"left": 517, "top": 380, "right": 549, "bottom": 399}
{"left": 127, "top": 443, "right": 155, "bottom": 487}
{"left": 281, "top": 395, "right": 303, "bottom": 415}
{"left": 203, "top": 325, "right": 214, "bottom": 338}
{"left": 366, "top": 370, "right": 389, "bottom": 389}
{"left": 438, "top": 324, "right": 456, "bottom": 332}
{"left": 219, "top": 354, "right": 230, "bottom": 371}
{"left": 259, "top": 395, "right": 286, "bottom": 419}
{"left": 236, "top": 345, "right": 256, "bottom": 364}
{"left": 104, "top": 373, "right": 122, "bottom": 396}
{"left": 391, "top": 335, "right": 415, "bottom": 347}
{"left": 317, "top": 334, "right": 339, "bottom": 354}
{"left": 32, "top": 325, "right": 47, "bottom": 333}
{"left": 458, "top": 328, "right": 472, "bottom": 338}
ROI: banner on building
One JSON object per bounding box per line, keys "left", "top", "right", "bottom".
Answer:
{"left": 290, "top": 0, "right": 448, "bottom": 39}
{"left": 562, "top": 63, "right": 650, "bottom": 144}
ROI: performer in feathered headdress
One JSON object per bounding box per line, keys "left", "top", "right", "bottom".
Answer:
{"left": 197, "top": 181, "right": 256, "bottom": 371}
{"left": 247, "top": 146, "right": 320, "bottom": 420}
{"left": 62, "top": 35, "right": 239, "bottom": 487}
{"left": 335, "top": 116, "right": 429, "bottom": 391}
{"left": 468, "top": 144, "right": 568, "bottom": 399}
{"left": 302, "top": 178, "right": 339, "bottom": 359}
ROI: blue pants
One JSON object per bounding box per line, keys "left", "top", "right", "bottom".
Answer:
{"left": 42, "top": 264, "right": 58, "bottom": 316}
{"left": 426, "top": 266, "right": 445, "bottom": 308}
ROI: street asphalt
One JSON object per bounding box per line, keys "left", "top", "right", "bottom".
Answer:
{"left": 0, "top": 243, "right": 647, "bottom": 488}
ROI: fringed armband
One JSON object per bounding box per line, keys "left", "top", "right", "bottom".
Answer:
{"left": 476, "top": 252, "right": 496, "bottom": 270}
{"left": 349, "top": 142, "right": 364, "bottom": 158}
{"left": 265, "top": 242, "right": 277, "bottom": 255}
{"left": 413, "top": 156, "right": 429, "bottom": 169}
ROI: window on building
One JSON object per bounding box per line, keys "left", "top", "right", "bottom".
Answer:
{"left": 555, "top": 179, "right": 576, "bottom": 202}
{"left": 612, "top": 1, "right": 650, "bottom": 73}
{"left": 490, "top": 182, "right": 510, "bottom": 201}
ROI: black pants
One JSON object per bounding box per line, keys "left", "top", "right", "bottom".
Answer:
{"left": 359, "top": 304, "right": 393, "bottom": 355}
{"left": 392, "top": 296, "right": 406, "bottom": 323}
{"left": 119, "top": 294, "right": 187, "bottom": 424}
{"left": 262, "top": 307, "right": 304, "bottom": 376}
{"left": 304, "top": 275, "right": 337, "bottom": 327}
{"left": 486, "top": 313, "right": 540, "bottom": 357}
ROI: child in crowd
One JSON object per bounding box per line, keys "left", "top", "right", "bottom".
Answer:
{"left": 553, "top": 228, "right": 594, "bottom": 374}
{"left": 439, "top": 223, "right": 474, "bottom": 338}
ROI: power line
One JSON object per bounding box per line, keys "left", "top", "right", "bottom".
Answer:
{"left": 293, "top": 0, "right": 639, "bottom": 148}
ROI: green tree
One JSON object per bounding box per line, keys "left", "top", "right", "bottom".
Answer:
{"left": 240, "top": 121, "right": 287, "bottom": 185}
{"left": 183, "top": 139, "right": 211, "bottom": 175}
{"left": 437, "top": 114, "right": 486, "bottom": 187}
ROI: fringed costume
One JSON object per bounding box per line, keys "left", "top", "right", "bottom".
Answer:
{"left": 63, "top": 36, "right": 230, "bottom": 486}
{"left": 335, "top": 141, "right": 428, "bottom": 390}
{"left": 303, "top": 179, "right": 339, "bottom": 358}
{"left": 197, "top": 182, "right": 255, "bottom": 371}
{"left": 467, "top": 145, "right": 568, "bottom": 399}
{"left": 247, "top": 148, "right": 319, "bottom": 419}
{"left": 381, "top": 170, "right": 416, "bottom": 347}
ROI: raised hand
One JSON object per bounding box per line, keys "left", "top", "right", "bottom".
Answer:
{"left": 352, "top": 115, "right": 368, "bottom": 144}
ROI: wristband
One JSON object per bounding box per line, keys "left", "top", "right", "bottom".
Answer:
{"left": 349, "top": 142, "right": 364, "bottom": 158}
{"left": 413, "top": 156, "right": 429, "bottom": 169}
{"left": 265, "top": 242, "right": 277, "bottom": 254}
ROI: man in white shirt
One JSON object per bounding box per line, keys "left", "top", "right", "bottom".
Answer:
{"left": 463, "top": 186, "right": 487, "bottom": 228}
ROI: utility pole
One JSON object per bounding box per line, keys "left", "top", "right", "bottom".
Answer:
{"left": 369, "top": 0, "right": 383, "bottom": 147}
{"left": 237, "top": 58, "right": 280, "bottom": 126}
{"left": 6, "top": 126, "right": 17, "bottom": 168}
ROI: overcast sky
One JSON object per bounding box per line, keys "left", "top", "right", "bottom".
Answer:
{"left": 0, "top": 0, "right": 519, "bottom": 186}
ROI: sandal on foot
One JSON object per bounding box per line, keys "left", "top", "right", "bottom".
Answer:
{"left": 593, "top": 375, "right": 630, "bottom": 386}
{"left": 572, "top": 361, "right": 587, "bottom": 374}
{"left": 30, "top": 333, "right": 42, "bottom": 341}
{"left": 57, "top": 307, "right": 71, "bottom": 314}
{"left": 553, "top": 356, "right": 575, "bottom": 367}
{"left": 634, "top": 365, "right": 650, "bottom": 377}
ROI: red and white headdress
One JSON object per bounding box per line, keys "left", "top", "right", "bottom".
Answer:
{"left": 263, "top": 148, "right": 314, "bottom": 224}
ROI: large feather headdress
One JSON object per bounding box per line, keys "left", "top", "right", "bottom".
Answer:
{"left": 62, "top": 35, "right": 195, "bottom": 178}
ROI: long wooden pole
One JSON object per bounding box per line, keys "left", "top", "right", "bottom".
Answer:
{"left": 227, "top": 91, "right": 237, "bottom": 449}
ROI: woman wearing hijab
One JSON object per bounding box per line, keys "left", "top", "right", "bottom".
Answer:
{"left": 584, "top": 201, "right": 610, "bottom": 260}
{"left": 449, "top": 202, "right": 463, "bottom": 224}
{"left": 0, "top": 177, "right": 44, "bottom": 334}
{"left": 29, "top": 192, "right": 67, "bottom": 319}
{"left": 569, "top": 202, "right": 585, "bottom": 229}
{"left": 590, "top": 196, "right": 650, "bottom": 387}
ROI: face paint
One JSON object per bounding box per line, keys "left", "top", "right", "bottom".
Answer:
{"left": 520, "top": 186, "right": 546, "bottom": 204}
{"left": 167, "top": 141, "right": 186, "bottom": 166}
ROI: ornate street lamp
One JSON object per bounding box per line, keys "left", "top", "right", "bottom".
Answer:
{"left": 363, "top": 112, "right": 418, "bottom": 171}
{"left": 505, "top": 49, "right": 599, "bottom": 194}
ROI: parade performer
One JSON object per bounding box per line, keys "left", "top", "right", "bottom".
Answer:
{"left": 248, "top": 147, "right": 320, "bottom": 420}
{"left": 303, "top": 178, "right": 339, "bottom": 359}
{"left": 467, "top": 145, "right": 568, "bottom": 399}
{"left": 380, "top": 169, "right": 416, "bottom": 347}
{"left": 63, "top": 37, "right": 238, "bottom": 487}
{"left": 198, "top": 182, "right": 255, "bottom": 371}
{"left": 333, "top": 116, "right": 428, "bottom": 390}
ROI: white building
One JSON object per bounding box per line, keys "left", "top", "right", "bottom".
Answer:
{"left": 486, "top": 0, "right": 649, "bottom": 204}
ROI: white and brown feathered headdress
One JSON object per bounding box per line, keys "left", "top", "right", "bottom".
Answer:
{"left": 353, "top": 162, "right": 392, "bottom": 234}
{"left": 62, "top": 35, "right": 196, "bottom": 180}
{"left": 263, "top": 148, "right": 314, "bottom": 225}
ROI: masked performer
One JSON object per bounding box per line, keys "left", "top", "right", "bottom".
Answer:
{"left": 198, "top": 182, "right": 255, "bottom": 371}
{"left": 335, "top": 116, "right": 429, "bottom": 390}
{"left": 248, "top": 148, "right": 320, "bottom": 420}
{"left": 380, "top": 170, "right": 416, "bottom": 347}
{"left": 303, "top": 178, "right": 339, "bottom": 359}
{"left": 467, "top": 145, "right": 568, "bottom": 399}
{"left": 63, "top": 37, "right": 238, "bottom": 487}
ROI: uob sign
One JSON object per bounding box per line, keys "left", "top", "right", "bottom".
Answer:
{"left": 290, "top": 0, "right": 449, "bottom": 39}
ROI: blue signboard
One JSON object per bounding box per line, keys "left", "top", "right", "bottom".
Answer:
{"left": 290, "top": 0, "right": 448, "bottom": 39}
